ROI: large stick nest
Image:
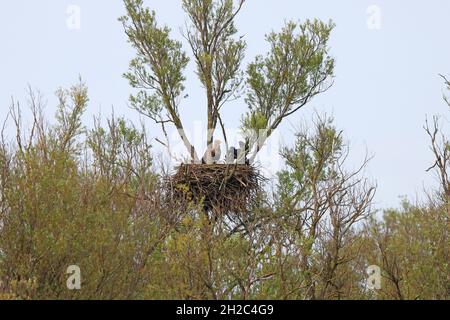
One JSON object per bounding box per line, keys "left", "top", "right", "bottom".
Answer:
{"left": 169, "top": 164, "right": 262, "bottom": 215}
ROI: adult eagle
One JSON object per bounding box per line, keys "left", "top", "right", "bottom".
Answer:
{"left": 202, "top": 140, "right": 222, "bottom": 164}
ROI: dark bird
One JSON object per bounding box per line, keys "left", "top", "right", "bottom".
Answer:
{"left": 238, "top": 140, "right": 250, "bottom": 165}
{"left": 202, "top": 140, "right": 222, "bottom": 164}
{"left": 226, "top": 146, "right": 238, "bottom": 164}
{"left": 226, "top": 141, "right": 250, "bottom": 165}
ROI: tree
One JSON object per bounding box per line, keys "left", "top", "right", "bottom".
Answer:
{"left": 243, "top": 21, "right": 335, "bottom": 161}
{"left": 120, "top": 0, "right": 335, "bottom": 162}
{"left": 2, "top": 82, "right": 448, "bottom": 300}
{"left": 442, "top": 74, "right": 450, "bottom": 107}
{"left": 182, "top": 0, "right": 246, "bottom": 151}
{"left": 424, "top": 75, "right": 450, "bottom": 200}
{"left": 360, "top": 75, "right": 450, "bottom": 300}
{"left": 363, "top": 199, "right": 449, "bottom": 300}
{"left": 260, "top": 114, "right": 375, "bottom": 299}
{"left": 120, "top": 0, "right": 195, "bottom": 160}
{"left": 0, "top": 82, "right": 183, "bottom": 299}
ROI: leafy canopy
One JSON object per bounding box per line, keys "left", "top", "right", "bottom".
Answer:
{"left": 120, "top": 0, "right": 335, "bottom": 161}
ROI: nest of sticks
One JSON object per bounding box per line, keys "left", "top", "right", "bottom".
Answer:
{"left": 169, "top": 163, "right": 262, "bottom": 215}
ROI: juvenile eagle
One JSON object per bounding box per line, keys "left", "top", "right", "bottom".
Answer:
{"left": 202, "top": 140, "right": 222, "bottom": 164}
{"left": 226, "top": 141, "right": 250, "bottom": 165}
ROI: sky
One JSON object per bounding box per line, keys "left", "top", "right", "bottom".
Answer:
{"left": 0, "top": 0, "right": 449, "bottom": 209}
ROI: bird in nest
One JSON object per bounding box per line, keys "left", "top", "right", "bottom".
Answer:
{"left": 202, "top": 140, "right": 222, "bottom": 164}
{"left": 226, "top": 141, "right": 250, "bottom": 165}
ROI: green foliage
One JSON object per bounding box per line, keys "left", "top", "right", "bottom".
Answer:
{"left": 182, "top": 0, "right": 247, "bottom": 146}
{"left": 0, "top": 0, "right": 447, "bottom": 299}
{"left": 243, "top": 20, "right": 335, "bottom": 136}
{"left": 268, "top": 114, "right": 375, "bottom": 299}
{"left": 280, "top": 115, "right": 342, "bottom": 184}
{"left": 1, "top": 96, "right": 448, "bottom": 299}
{"left": 364, "top": 200, "right": 449, "bottom": 299}
{"left": 120, "top": 0, "right": 189, "bottom": 122}
{"left": 0, "top": 83, "right": 176, "bottom": 299}
{"left": 88, "top": 116, "right": 153, "bottom": 186}
{"left": 121, "top": 1, "right": 335, "bottom": 158}
{"left": 182, "top": 0, "right": 246, "bottom": 97}
{"left": 54, "top": 78, "right": 88, "bottom": 153}
{"left": 241, "top": 111, "right": 268, "bottom": 132}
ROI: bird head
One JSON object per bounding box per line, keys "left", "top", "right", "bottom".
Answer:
{"left": 214, "top": 140, "right": 222, "bottom": 147}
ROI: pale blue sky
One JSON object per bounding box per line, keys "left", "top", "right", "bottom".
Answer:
{"left": 1, "top": 0, "right": 449, "bottom": 208}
